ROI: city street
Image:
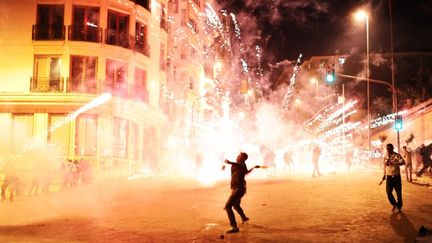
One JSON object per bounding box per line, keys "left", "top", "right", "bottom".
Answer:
{"left": 0, "top": 171, "right": 431, "bottom": 242}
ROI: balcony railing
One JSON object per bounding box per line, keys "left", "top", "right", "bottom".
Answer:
{"left": 68, "top": 25, "right": 102, "bottom": 43}
{"left": 160, "top": 19, "right": 168, "bottom": 32}
{"left": 134, "top": 40, "right": 150, "bottom": 57}
{"left": 30, "top": 77, "right": 65, "bottom": 92}
{"left": 32, "top": 25, "right": 65, "bottom": 41}
{"left": 101, "top": 83, "right": 128, "bottom": 98}
{"left": 106, "top": 30, "right": 134, "bottom": 49}
{"left": 68, "top": 79, "right": 99, "bottom": 94}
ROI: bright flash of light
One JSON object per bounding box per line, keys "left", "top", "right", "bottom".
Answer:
{"left": 354, "top": 10, "right": 368, "bottom": 22}
{"left": 282, "top": 54, "right": 303, "bottom": 109}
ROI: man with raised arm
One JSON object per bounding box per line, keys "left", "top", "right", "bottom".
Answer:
{"left": 223, "top": 152, "right": 262, "bottom": 233}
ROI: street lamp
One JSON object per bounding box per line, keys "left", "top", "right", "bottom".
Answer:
{"left": 310, "top": 77, "right": 318, "bottom": 97}
{"left": 354, "top": 9, "right": 371, "bottom": 152}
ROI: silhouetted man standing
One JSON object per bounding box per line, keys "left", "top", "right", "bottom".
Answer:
{"left": 223, "top": 152, "right": 260, "bottom": 233}
{"left": 312, "top": 145, "right": 321, "bottom": 177}
{"left": 382, "top": 143, "right": 405, "bottom": 212}
{"left": 402, "top": 146, "right": 412, "bottom": 182}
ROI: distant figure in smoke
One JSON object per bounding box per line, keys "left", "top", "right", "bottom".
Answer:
{"left": 263, "top": 148, "right": 276, "bottom": 176}
{"left": 223, "top": 152, "right": 262, "bottom": 233}
{"left": 29, "top": 160, "right": 42, "bottom": 196}
{"left": 312, "top": 145, "right": 321, "bottom": 177}
{"left": 401, "top": 146, "right": 412, "bottom": 182}
{"left": 416, "top": 143, "right": 432, "bottom": 178}
{"left": 1, "top": 160, "right": 19, "bottom": 202}
{"left": 283, "top": 150, "right": 294, "bottom": 173}
{"left": 345, "top": 150, "right": 353, "bottom": 170}
{"left": 71, "top": 159, "right": 81, "bottom": 185}
{"left": 382, "top": 143, "right": 405, "bottom": 212}
{"left": 195, "top": 151, "right": 203, "bottom": 179}
{"left": 79, "top": 159, "right": 93, "bottom": 185}
{"left": 62, "top": 159, "right": 76, "bottom": 188}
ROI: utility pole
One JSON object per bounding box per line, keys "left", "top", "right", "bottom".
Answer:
{"left": 389, "top": 0, "right": 400, "bottom": 152}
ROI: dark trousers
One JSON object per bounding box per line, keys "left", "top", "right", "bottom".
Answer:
{"left": 225, "top": 188, "right": 247, "bottom": 228}
{"left": 386, "top": 175, "right": 402, "bottom": 209}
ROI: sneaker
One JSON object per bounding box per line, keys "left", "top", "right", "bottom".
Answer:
{"left": 396, "top": 207, "right": 402, "bottom": 213}
{"left": 242, "top": 217, "right": 249, "bottom": 224}
{"left": 226, "top": 227, "right": 240, "bottom": 233}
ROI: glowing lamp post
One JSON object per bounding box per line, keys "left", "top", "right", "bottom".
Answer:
{"left": 354, "top": 9, "right": 371, "bottom": 153}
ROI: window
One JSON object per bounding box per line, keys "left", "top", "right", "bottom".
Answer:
{"left": 159, "top": 84, "right": 167, "bottom": 110}
{"left": 105, "top": 60, "right": 128, "bottom": 97}
{"left": 133, "top": 67, "right": 148, "bottom": 102}
{"left": 135, "top": 22, "right": 149, "bottom": 56}
{"left": 160, "top": 3, "right": 167, "bottom": 31}
{"left": 34, "top": 4, "right": 64, "bottom": 40}
{"left": 143, "top": 126, "right": 157, "bottom": 167}
{"left": 32, "top": 56, "right": 62, "bottom": 92}
{"left": 70, "top": 6, "right": 100, "bottom": 42}
{"left": 160, "top": 44, "right": 167, "bottom": 71}
{"left": 113, "top": 118, "right": 128, "bottom": 158}
{"left": 0, "top": 115, "right": 12, "bottom": 153}
{"left": 75, "top": 115, "right": 97, "bottom": 156}
{"left": 130, "top": 122, "right": 139, "bottom": 160}
{"left": 48, "top": 114, "right": 70, "bottom": 155}
{"left": 107, "top": 10, "right": 129, "bottom": 48}
{"left": 70, "top": 56, "right": 97, "bottom": 93}
{"left": 181, "top": 9, "right": 186, "bottom": 26}
{"left": 12, "top": 114, "right": 34, "bottom": 152}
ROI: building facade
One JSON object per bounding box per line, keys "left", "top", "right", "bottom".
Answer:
{"left": 0, "top": 0, "right": 169, "bottom": 178}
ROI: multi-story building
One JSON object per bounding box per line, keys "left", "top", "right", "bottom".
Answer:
{"left": 0, "top": 0, "right": 169, "bottom": 178}
{"left": 166, "top": 0, "right": 219, "bottom": 137}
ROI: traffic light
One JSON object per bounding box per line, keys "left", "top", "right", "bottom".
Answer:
{"left": 325, "top": 64, "right": 335, "bottom": 84}
{"left": 394, "top": 115, "right": 403, "bottom": 131}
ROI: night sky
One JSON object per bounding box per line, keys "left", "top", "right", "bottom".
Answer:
{"left": 216, "top": 0, "right": 432, "bottom": 62}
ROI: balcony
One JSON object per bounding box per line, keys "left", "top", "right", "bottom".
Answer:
{"left": 134, "top": 40, "right": 150, "bottom": 57}
{"left": 106, "top": 30, "right": 134, "bottom": 49}
{"left": 32, "top": 25, "right": 65, "bottom": 41}
{"left": 30, "top": 77, "right": 65, "bottom": 92}
{"left": 68, "top": 25, "right": 102, "bottom": 43}
{"left": 160, "top": 19, "right": 168, "bottom": 32}
{"left": 68, "top": 79, "right": 99, "bottom": 94}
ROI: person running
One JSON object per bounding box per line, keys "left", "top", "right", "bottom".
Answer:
{"left": 382, "top": 143, "right": 406, "bottom": 212}
{"left": 223, "top": 152, "right": 261, "bottom": 233}
{"left": 416, "top": 143, "right": 432, "bottom": 178}
{"left": 312, "top": 145, "right": 321, "bottom": 177}
{"left": 402, "top": 146, "right": 413, "bottom": 182}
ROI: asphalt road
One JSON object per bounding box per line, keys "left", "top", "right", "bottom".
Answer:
{"left": 0, "top": 171, "right": 431, "bottom": 242}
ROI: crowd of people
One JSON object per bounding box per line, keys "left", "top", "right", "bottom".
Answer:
{"left": 1, "top": 157, "right": 94, "bottom": 202}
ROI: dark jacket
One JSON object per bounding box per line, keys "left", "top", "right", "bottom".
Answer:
{"left": 228, "top": 162, "right": 248, "bottom": 189}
